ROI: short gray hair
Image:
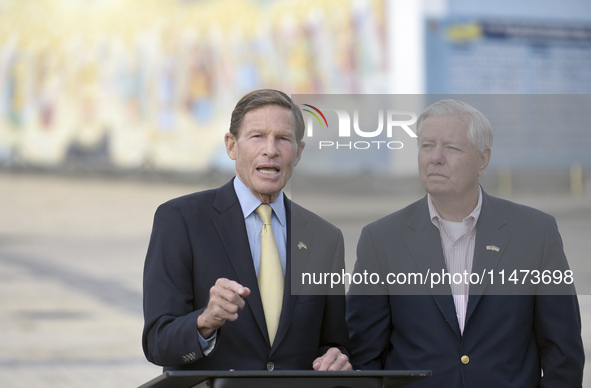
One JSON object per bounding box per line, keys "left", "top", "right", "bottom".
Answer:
{"left": 416, "top": 99, "right": 493, "bottom": 152}
{"left": 229, "top": 89, "right": 305, "bottom": 144}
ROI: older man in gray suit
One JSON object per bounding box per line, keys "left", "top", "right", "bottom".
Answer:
{"left": 346, "top": 99, "right": 584, "bottom": 387}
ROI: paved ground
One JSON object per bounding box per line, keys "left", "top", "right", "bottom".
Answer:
{"left": 0, "top": 171, "right": 590, "bottom": 387}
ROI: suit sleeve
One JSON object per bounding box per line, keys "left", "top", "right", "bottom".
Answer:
{"left": 142, "top": 203, "right": 206, "bottom": 367}
{"left": 318, "top": 230, "right": 352, "bottom": 359}
{"left": 535, "top": 215, "right": 584, "bottom": 387}
{"left": 346, "top": 226, "right": 392, "bottom": 369}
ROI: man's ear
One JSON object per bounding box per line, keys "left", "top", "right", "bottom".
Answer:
{"left": 479, "top": 147, "right": 491, "bottom": 176}
{"left": 293, "top": 141, "right": 305, "bottom": 167}
{"left": 224, "top": 132, "right": 237, "bottom": 161}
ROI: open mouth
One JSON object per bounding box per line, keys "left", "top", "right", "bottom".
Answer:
{"left": 257, "top": 167, "right": 280, "bottom": 175}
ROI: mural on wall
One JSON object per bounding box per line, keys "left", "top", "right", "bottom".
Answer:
{"left": 0, "top": 0, "right": 387, "bottom": 172}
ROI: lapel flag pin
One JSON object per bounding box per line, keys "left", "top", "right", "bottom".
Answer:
{"left": 486, "top": 245, "right": 500, "bottom": 252}
{"left": 297, "top": 241, "right": 308, "bottom": 250}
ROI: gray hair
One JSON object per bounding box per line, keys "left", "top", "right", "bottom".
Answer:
{"left": 229, "top": 89, "right": 305, "bottom": 144}
{"left": 416, "top": 99, "right": 493, "bottom": 152}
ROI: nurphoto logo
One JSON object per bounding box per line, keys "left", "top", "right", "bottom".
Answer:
{"left": 301, "top": 104, "right": 418, "bottom": 151}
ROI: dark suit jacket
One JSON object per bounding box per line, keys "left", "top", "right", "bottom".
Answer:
{"left": 142, "top": 179, "right": 350, "bottom": 370}
{"left": 346, "top": 191, "right": 584, "bottom": 387}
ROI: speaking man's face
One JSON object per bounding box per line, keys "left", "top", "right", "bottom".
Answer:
{"left": 418, "top": 115, "right": 490, "bottom": 201}
{"left": 225, "top": 104, "right": 304, "bottom": 204}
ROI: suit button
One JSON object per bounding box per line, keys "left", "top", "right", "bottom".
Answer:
{"left": 266, "top": 362, "right": 275, "bottom": 371}
{"left": 461, "top": 355, "right": 470, "bottom": 364}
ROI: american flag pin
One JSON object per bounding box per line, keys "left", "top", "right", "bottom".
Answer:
{"left": 486, "top": 245, "right": 500, "bottom": 252}
{"left": 297, "top": 241, "right": 308, "bottom": 250}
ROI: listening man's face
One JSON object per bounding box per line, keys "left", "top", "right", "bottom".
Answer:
{"left": 418, "top": 115, "right": 490, "bottom": 201}
{"left": 225, "top": 104, "right": 305, "bottom": 204}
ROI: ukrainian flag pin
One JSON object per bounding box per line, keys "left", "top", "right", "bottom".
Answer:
{"left": 297, "top": 241, "right": 308, "bottom": 250}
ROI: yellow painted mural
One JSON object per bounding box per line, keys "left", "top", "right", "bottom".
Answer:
{"left": 0, "top": 0, "right": 387, "bottom": 171}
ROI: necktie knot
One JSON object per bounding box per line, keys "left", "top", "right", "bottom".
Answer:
{"left": 255, "top": 204, "right": 273, "bottom": 225}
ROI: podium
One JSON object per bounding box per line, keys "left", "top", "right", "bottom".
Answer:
{"left": 138, "top": 370, "right": 431, "bottom": 388}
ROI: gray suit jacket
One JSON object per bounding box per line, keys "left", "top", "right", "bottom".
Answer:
{"left": 347, "top": 190, "right": 584, "bottom": 387}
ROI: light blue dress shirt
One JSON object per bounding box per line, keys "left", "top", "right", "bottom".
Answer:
{"left": 234, "top": 176, "right": 287, "bottom": 276}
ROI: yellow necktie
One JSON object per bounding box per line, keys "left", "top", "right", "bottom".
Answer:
{"left": 255, "top": 204, "right": 284, "bottom": 345}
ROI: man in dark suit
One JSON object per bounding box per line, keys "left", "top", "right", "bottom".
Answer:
{"left": 346, "top": 99, "right": 584, "bottom": 387}
{"left": 142, "top": 89, "right": 351, "bottom": 371}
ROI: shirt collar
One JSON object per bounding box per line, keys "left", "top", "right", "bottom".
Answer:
{"left": 428, "top": 186, "right": 483, "bottom": 230}
{"left": 233, "top": 177, "right": 286, "bottom": 227}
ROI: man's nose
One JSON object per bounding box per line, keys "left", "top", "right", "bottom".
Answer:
{"left": 263, "top": 137, "right": 279, "bottom": 157}
{"left": 430, "top": 145, "right": 445, "bottom": 164}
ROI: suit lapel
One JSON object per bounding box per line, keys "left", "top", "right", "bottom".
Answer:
{"left": 270, "top": 198, "right": 311, "bottom": 352}
{"left": 404, "top": 197, "right": 461, "bottom": 338}
{"left": 212, "top": 180, "right": 269, "bottom": 344}
{"left": 466, "top": 192, "right": 511, "bottom": 323}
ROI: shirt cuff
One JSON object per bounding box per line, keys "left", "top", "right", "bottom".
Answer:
{"left": 198, "top": 330, "right": 217, "bottom": 356}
